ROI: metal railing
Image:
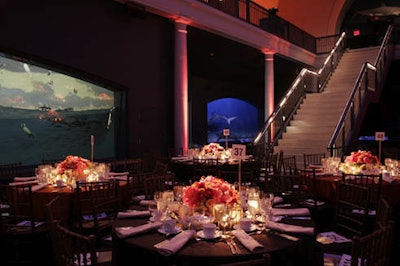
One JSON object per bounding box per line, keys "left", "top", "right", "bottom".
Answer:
{"left": 327, "top": 24, "right": 395, "bottom": 159}
{"left": 251, "top": 32, "right": 347, "bottom": 158}
{"left": 196, "top": 0, "right": 339, "bottom": 54}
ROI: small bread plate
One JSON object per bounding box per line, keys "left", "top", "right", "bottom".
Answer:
{"left": 233, "top": 224, "right": 258, "bottom": 233}
{"left": 158, "top": 225, "right": 182, "bottom": 235}
{"left": 197, "top": 230, "right": 223, "bottom": 240}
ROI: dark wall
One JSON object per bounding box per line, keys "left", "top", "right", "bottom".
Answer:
{"left": 0, "top": 0, "right": 174, "bottom": 159}
{"left": 0, "top": 0, "right": 304, "bottom": 160}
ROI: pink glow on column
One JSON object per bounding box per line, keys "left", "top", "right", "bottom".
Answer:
{"left": 263, "top": 50, "right": 275, "bottom": 142}
{"left": 174, "top": 21, "right": 189, "bottom": 154}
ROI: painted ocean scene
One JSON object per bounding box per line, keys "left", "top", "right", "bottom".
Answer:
{"left": 0, "top": 53, "right": 117, "bottom": 166}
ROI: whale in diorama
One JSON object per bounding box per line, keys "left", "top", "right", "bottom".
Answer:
{"left": 208, "top": 112, "right": 238, "bottom": 132}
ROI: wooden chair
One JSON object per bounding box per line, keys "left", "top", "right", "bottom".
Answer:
{"left": 73, "top": 179, "right": 122, "bottom": 246}
{"left": 303, "top": 153, "right": 326, "bottom": 169}
{"left": 192, "top": 158, "right": 219, "bottom": 181}
{"left": 264, "top": 152, "right": 279, "bottom": 175}
{"left": 0, "top": 183, "right": 50, "bottom": 265}
{"left": 44, "top": 194, "right": 72, "bottom": 226}
{"left": 152, "top": 160, "right": 169, "bottom": 176}
{"left": 218, "top": 170, "right": 240, "bottom": 185}
{"left": 109, "top": 160, "right": 127, "bottom": 173}
{"left": 349, "top": 220, "right": 395, "bottom": 266}
{"left": 280, "top": 155, "right": 298, "bottom": 175}
{"left": 342, "top": 172, "right": 383, "bottom": 213}
{"left": 374, "top": 197, "right": 392, "bottom": 230}
{"left": 124, "top": 158, "right": 144, "bottom": 175}
{"left": 334, "top": 182, "right": 373, "bottom": 237}
{"left": 48, "top": 220, "right": 113, "bottom": 266}
{"left": 143, "top": 173, "right": 175, "bottom": 200}
{"left": 45, "top": 195, "right": 112, "bottom": 266}
{"left": 124, "top": 171, "right": 154, "bottom": 207}
{"left": 297, "top": 168, "right": 335, "bottom": 231}
{"left": 264, "top": 173, "right": 302, "bottom": 203}
{"left": 317, "top": 182, "right": 373, "bottom": 256}
{"left": 0, "top": 162, "right": 23, "bottom": 183}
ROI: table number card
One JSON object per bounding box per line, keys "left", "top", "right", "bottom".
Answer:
{"left": 231, "top": 144, "right": 246, "bottom": 160}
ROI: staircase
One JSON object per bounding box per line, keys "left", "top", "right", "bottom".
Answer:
{"left": 274, "top": 46, "right": 381, "bottom": 169}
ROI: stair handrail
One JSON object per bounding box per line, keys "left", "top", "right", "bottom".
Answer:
{"left": 252, "top": 32, "right": 347, "bottom": 158}
{"left": 327, "top": 24, "right": 395, "bottom": 158}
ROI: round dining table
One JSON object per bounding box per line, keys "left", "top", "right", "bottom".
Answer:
{"left": 313, "top": 173, "right": 400, "bottom": 207}
{"left": 112, "top": 208, "right": 317, "bottom": 266}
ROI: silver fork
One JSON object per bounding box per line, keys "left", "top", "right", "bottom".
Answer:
{"left": 225, "top": 237, "right": 236, "bottom": 254}
{"left": 229, "top": 237, "right": 242, "bottom": 255}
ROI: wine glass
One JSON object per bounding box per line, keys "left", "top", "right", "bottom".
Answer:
{"left": 173, "top": 185, "right": 184, "bottom": 203}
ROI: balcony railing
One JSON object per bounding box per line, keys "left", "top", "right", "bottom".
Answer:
{"left": 196, "top": 0, "right": 339, "bottom": 54}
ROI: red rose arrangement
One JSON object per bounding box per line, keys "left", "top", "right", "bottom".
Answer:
{"left": 344, "top": 150, "right": 380, "bottom": 166}
{"left": 56, "top": 155, "right": 92, "bottom": 176}
{"left": 182, "top": 175, "right": 239, "bottom": 211}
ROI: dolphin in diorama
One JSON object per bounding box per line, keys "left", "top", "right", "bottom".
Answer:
{"left": 21, "top": 123, "right": 34, "bottom": 138}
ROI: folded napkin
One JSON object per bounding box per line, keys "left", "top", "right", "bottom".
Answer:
{"left": 109, "top": 171, "right": 129, "bottom": 176}
{"left": 273, "top": 196, "right": 284, "bottom": 205}
{"left": 232, "top": 229, "right": 264, "bottom": 253}
{"left": 117, "top": 210, "right": 150, "bottom": 219}
{"left": 115, "top": 221, "right": 162, "bottom": 239}
{"left": 271, "top": 207, "right": 310, "bottom": 217}
{"left": 9, "top": 180, "right": 39, "bottom": 186}
{"left": 31, "top": 183, "right": 48, "bottom": 192}
{"left": 13, "top": 176, "right": 37, "bottom": 182}
{"left": 107, "top": 175, "right": 127, "bottom": 181}
{"left": 382, "top": 175, "right": 398, "bottom": 184}
{"left": 140, "top": 200, "right": 156, "bottom": 206}
{"left": 265, "top": 221, "right": 314, "bottom": 235}
{"left": 157, "top": 230, "right": 195, "bottom": 256}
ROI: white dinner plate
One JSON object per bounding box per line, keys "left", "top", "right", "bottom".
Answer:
{"left": 233, "top": 224, "right": 258, "bottom": 233}
{"left": 157, "top": 225, "right": 182, "bottom": 235}
{"left": 197, "top": 230, "right": 222, "bottom": 239}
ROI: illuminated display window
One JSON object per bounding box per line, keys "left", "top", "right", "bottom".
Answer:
{"left": 207, "top": 97, "right": 258, "bottom": 145}
{"left": 0, "top": 52, "right": 124, "bottom": 165}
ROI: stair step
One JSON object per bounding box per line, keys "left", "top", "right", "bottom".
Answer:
{"left": 273, "top": 46, "right": 380, "bottom": 157}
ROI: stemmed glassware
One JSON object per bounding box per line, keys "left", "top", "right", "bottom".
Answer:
{"left": 173, "top": 185, "right": 185, "bottom": 203}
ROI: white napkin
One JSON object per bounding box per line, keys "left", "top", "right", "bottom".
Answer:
{"left": 107, "top": 175, "right": 127, "bottom": 181}
{"left": 117, "top": 210, "right": 150, "bottom": 218}
{"left": 271, "top": 207, "right": 310, "bottom": 217}
{"left": 232, "top": 229, "right": 264, "bottom": 253}
{"left": 13, "top": 176, "right": 37, "bottom": 182}
{"left": 140, "top": 200, "right": 156, "bottom": 206}
{"left": 9, "top": 180, "right": 39, "bottom": 186}
{"left": 157, "top": 230, "right": 195, "bottom": 256}
{"left": 273, "top": 196, "right": 284, "bottom": 205}
{"left": 382, "top": 175, "right": 398, "bottom": 184}
{"left": 115, "top": 221, "right": 162, "bottom": 238}
{"left": 109, "top": 171, "right": 129, "bottom": 176}
{"left": 265, "top": 221, "right": 314, "bottom": 235}
{"left": 31, "top": 183, "right": 48, "bottom": 192}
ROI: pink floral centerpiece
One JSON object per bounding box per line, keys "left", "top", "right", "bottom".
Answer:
{"left": 56, "top": 155, "right": 92, "bottom": 178}
{"left": 182, "top": 175, "right": 239, "bottom": 214}
{"left": 339, "top": 150, "right": 381, "bottom": 174}
{"left": 200, "top": 142, "right": 225, "bottom": 158}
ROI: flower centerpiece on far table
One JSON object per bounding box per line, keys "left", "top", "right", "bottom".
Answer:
{"left": 56, "top": 155, "right": 92, "bottom": 179}
{"left": 339, "top": 150, "right": 381, "bottom": 174}
{"left": 182, "top": 175, "right": 239, "bottom": 215}
{"left": 200, "top": 142, "right": 225, "bottom": 158}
